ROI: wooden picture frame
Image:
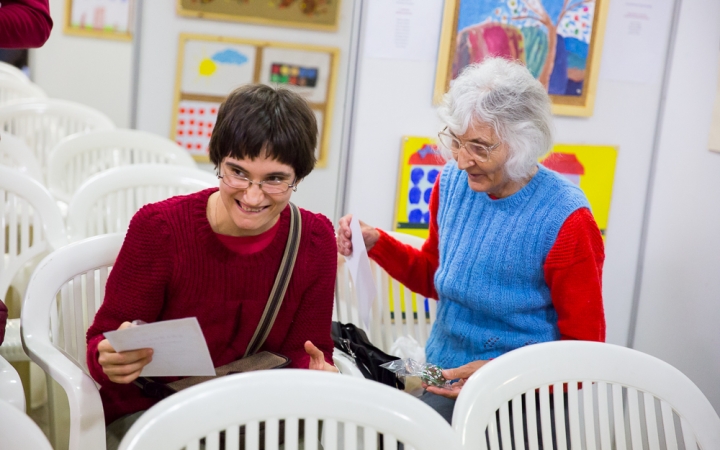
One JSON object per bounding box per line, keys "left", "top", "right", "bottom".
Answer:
{"left": 434, "top": 0, "right": 610, "bottom": 117}
{"left": 171, "top": 33, "right": 339, "bottom": 167}
{"left": 176, "top": 0, "right": 340, "bottom": 32}
{"left": 64, "top": 0, "right": 134, "bottom": 41}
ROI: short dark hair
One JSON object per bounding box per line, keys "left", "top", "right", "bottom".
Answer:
{"left": 208, "top": 84, "right": 317, "bottom": 180}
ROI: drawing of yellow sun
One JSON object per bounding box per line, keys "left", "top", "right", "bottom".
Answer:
{"left": 198, "top": 58, "right": 217, "bottom": 77}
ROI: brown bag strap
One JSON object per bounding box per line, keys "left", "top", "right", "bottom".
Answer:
{"left": 244, "top": 202, "right": 302, "bottom": 357}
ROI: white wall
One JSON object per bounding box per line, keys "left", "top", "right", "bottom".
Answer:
{"left": 345, "top": 1, "right": 675, "bottom": 346}
{"left": 29, "top": 0, "right": 133, "bottom": 127}
{"left": 633, "top": 0, "right": 720, "bottom": 414}
{"left": 133, "top": 0, "right": 360, "bottom": 221}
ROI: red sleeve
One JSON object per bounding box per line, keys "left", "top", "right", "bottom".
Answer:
{"left": 544, "top": 208, "right": 606, "bottom": 342}
{"left": 85, "top": 206, "right": 173, "bottom": 387}
{"left": 279, "top": 215, "right": 336, "bottom": 369}
{"left": 0, "top": 0, "right": 53, "bottom": 49}
{"left": 0, "top": 300, "right": 7, "bottom": 346}
{"left": 368, "top": 176, "right": 440, "bottom": 300}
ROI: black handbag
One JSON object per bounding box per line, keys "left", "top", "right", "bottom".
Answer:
{"left": 134, "top": 203, "right": 302, "bottom": 400}
{"left": 331, "top": 321, "right": 405, "bottom": 390}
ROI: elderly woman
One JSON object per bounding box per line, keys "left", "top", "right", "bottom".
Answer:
{"left": 87, "top": 84, "right": 338, "bottom": 448}
{"left": 337, "top": 57, "right": 605, "bottom": 422}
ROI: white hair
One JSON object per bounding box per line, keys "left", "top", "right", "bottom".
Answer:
{"left": 437, "top": 57, "right": 554, "bottom": 181}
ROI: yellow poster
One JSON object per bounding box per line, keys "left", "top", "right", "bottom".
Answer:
{"left": 393, "top": 137, "right": 445, "bottom": 239}
{"left": 541, "top": 144, "right": 618, "bottom": 237}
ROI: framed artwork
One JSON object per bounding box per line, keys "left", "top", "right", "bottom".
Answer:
{"left": 393, "top": 137, "right": 446, "bottom": 239}
{"left": 64, "top": 0, "right": 134, "bottom": 41}
{"left": 172, "top": 34, "right": 339, "bottom": 166}
{"left": 541, "top": 144, "right": 617, "bottom": 238}
{"left": 434, "top": 0, "right": 610, "bottom": 117}
{"left": 176, "top": 0, "right": 340, "bottom": 31}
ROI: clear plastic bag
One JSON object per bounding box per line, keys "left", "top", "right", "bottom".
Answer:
{"left": 390, "top": 335, "right": 426, "bottom": 363}
{"left": 380, "top": 358, "right": 449, "bottom": 388}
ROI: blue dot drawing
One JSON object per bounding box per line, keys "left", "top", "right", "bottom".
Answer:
{"left": 409, "top": 187, "right": 422, "bottom": 204}
{"left": 423, "top": 211, "right": 430, "bottom": 223}
{"left": 409, "top": 209, "right": 424, "bottom": 223}
{"left": 410, "top": 168, "right": 425, "bottom": 184}
{"left": 428, "top": 169, "right": 439, "bottom": 184}
{"left": 424, "top": 187, "right": 432, "bottom": 204}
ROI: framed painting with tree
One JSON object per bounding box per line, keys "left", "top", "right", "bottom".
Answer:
{"left": 434, "top": 0, "right": 609, "bottom": 117}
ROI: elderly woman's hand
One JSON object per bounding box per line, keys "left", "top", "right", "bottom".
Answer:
{"left": 423, "top": 359, "right": 489, "bottom": 399}
{"left": 337, "top": 214, "right": 381, "bottom": 257}
{"left": 305, "top": 340, "right": 338, "bottom": 373}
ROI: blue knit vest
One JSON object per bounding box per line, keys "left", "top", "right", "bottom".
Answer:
{"left": 426, "top": 162, "right": 590, "bottom": 369}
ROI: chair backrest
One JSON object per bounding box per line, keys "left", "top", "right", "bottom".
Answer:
{"left": 452, "top": 341, "right": 720, "bottom": 450}
{"left": 66, "top": 164, "right": 217, "bottom": 241}
{"left": 0, "top": 355, "right": 25, "bottom": 412}
{"left": 0, "top": 167, "right": 67, "bottom": 304}
{"left": 119, "top": 370, "right": 462, "bottom": 450}
{"left": 48, "top": 129, "right": 198, "bottom": 203}
{"left": 0, "top": 398, "right": 52, "bottom": 449}
{"left": 334, "top": 231, "right": 437, "bottom": 353}
{"left": 0, "top": 99, "right": 115, "bottom": 172}
{"left": 0, "top": 62, "right": 29, "bottom": 83}
{"left": 0, "top": 79, "right": 47, "bottom": 105}
{"left": 0, "top": 131, "right": 43, "bottom": 182}
{"left": 22, "top": 234, "right": 125, "bottom": 450}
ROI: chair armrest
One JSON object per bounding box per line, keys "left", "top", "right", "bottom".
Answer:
{"left": 24, "top": 340, "right": 105, "bottom": 450}
{"left": 333, "top": 348, "right": 365, "bottom": 378}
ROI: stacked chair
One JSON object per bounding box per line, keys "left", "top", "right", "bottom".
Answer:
{"left": 0, "top": 99, "right": 115, "bottom": 178}
{"left": 47, "top": 129, "right": 197, "bottom": 206}
{"left": 452, "top": 340, "right": 720, "bottom": 449}
{"left": 118, "top": 370, "right": 463, "bottom": 450}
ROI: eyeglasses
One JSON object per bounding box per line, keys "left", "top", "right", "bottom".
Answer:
{"left": 218, "top": 164, "right": 297, "bottom": 195}
{"left": 437, "top": 127, "right": 500, "bottom": 162}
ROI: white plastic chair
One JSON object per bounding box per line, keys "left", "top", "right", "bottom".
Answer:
{"left": 66, "top": 164, "right": 217, "bottom": 241}
{"left": 0, "top": 62, "right": 29, "bottom": 83}
{"left": 452, "top": 340, "right": 720, "bottom": 450}
{"left": 0, "top": 79, "right": 47, "bottom": 105}
{"left": 332, "top": 348, "right": 365, "bottom": 379}
{"left": 0, "top": 131, "right": 43, "bottom": 182}
{"left": 0, "top": 99, "right": 115, "bottom": 173}
{"left": 335, "top": 231, "right": 437, "bottom": 354}
{"left": 0, "top": 166, "right": 67, "bottom": 361}
{"left": 48, "top": 129, "right": 197, "bottom": 204}
{"left": 0, "top": 355, "right": 25, "bottom": 412}
{"left": 22, "top": 233, "right": 124, "bottom": 450}
{"left": 0, "top": 398, "right": 52, "bottom": 449}
{"left": 119, "top": 369, "right": 462, "bottom": 450}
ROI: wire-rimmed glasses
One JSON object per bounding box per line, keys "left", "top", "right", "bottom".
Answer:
{"left": 437, "top": 127, "right": 500, "bottom": 162}
{"left": 218, "top": 164, "right": 297, "bottom": 195}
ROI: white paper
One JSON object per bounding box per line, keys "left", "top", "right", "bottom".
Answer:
{"left": 345, "top": 217, "right": 376, "bottom": 328}
{"left": 363, "top": 0, "right": 444, "bottom": 62}
{"left": 600, "top": 0, "right": 673, "bottom": 84}
{"left": 104, "top": 317, "right": 215, "bottom": 377}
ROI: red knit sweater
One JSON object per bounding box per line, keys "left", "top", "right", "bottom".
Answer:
{"left": 0, "top": 0, "right": 52, "bottom": 49}
{"left": 86, "top": 189, "right": 337, "bottom": 424}
{"left": 369, "top": 177, "right": 605, "bottom": 342}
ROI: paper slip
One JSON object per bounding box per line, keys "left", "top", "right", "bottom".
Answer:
{"left": 104, "top": 317, "right": 215, "bottom": 377}
{"left": 344, "top": 216, "right": 377, "bottom": 328}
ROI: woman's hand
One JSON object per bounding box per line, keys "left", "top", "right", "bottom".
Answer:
{"left": 305, "top": 340, "right": 338, "bottom": 373}
{"left": 423, "top": 359, "right": 489, "bottom": 399}
{"left": 97, "top": 322, "right": 153, "bottom": 384}
{"left": 336, "top": 214, "right": 381, "bottom": 257}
